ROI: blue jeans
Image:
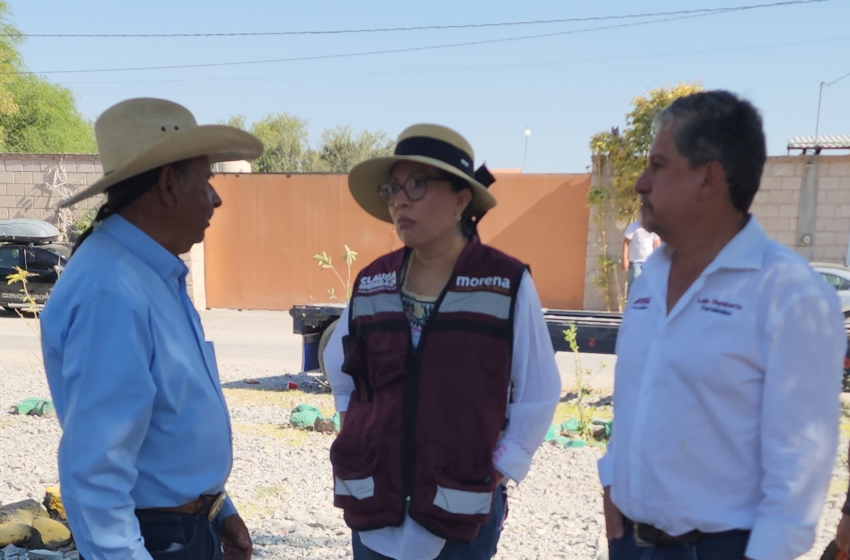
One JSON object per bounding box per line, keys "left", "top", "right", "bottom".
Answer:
{"left": 81, "top": 510, "right": 222, "bottom": 560}
{"left": 627, "top": 262, "right": 643, "bottom": 298}
{"left": 136, "top": 510, "right": 222, "bottom": 560}
{"left": 352, "top": 486, "right": 507, "bottom": 560}
{"left": 608, "top": 524, "right": 749, "bottom": 560}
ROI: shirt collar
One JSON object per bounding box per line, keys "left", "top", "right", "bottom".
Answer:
{"left": 98, "top": 214, "right": 188, "bottom": 283}
{"left": 641, "top": 215, "right": 767, "bottom": 284}
{"left": 702, "top": 214, "right": 767, "bottom": 274}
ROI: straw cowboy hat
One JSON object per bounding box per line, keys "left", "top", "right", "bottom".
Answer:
{"left": 348, "top": 124, "right": 497, "bottom": 224}
{"left": 59, "top": 98, "right": 264, "bottom": 208}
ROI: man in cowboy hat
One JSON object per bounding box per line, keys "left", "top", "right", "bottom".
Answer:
{"left": 40, "top": 98, "right": 263, "bottom": 560}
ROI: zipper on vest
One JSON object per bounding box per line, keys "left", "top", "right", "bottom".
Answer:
{"left": 400, "top": 270, "right": 456, "bottom": 509}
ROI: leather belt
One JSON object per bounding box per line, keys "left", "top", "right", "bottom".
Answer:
{"left": 149, "top": 492, "right": 227, "bottom": 522}
{"left": 628, "top": 519, "right": 750, "bottom": 548}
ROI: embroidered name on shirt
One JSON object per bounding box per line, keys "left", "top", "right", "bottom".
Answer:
{"left": 359, "top": 272, "right": 397, "bottom": 294}
{"left": 697, "top": 298, "right": 743, "bottom": 316}
{"left": 456, "top": 275, "right": 511, "bottom": 290}
{"left": 632, "top": 297, "right": 651, "bottom": 310}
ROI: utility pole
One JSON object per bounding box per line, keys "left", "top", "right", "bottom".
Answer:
{"left": 814, "top": 69, "right": 850, "bottom": 152}
{"left": 814, "top": 81, "right": 825, "bottom": 151}
{"left": 523, "top": 127, "right": 531, "bottom": 170}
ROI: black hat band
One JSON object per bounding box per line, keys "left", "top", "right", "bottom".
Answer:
{"left": 395, "top": 136, "right": 475, "bottom": 179}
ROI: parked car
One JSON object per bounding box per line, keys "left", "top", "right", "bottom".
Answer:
{"left": 811, "top": 262, "right": 850, "bottom": 318}
{"left": 0, "top": 219, "right": 70, "bottom": 311}
{"left": 0, "top": 242, "right": 70, "bottom": 310}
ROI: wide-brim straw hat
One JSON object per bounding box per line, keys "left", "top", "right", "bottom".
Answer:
{"left": 59, "top": 98, "right": 264, "bottom": 208}
{"left": 348, "top": 123, "right": 497, "bottom": 224}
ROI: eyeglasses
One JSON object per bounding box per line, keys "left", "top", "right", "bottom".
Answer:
{"left": 377, "top": 175, "right": 450, "bottom": 205}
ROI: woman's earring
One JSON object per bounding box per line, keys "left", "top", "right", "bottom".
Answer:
{"left": 455, "top": 214, "right": 462, "bottom": 222}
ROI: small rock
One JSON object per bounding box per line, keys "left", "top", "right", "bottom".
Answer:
{"left": 28, "top": 550, "right": 63, "bottom": 560}
{"left": 30, "top": 518, "right": 72, "bottom": 550}
{"left": 0, "top": 500, "right": 49, "bottom": 524}
{"left": 279, "top": 521, "right": 298, "bottom": 533}
{"left": 313, "top": 418, "right": 336, "bottom": 434}
{"left": 0, "top": 523, "right": 31, "bottom": 548}
{"left": 43, "top": 488, "right": 66, "bottom": 521}
{"left": 0, "top": 512, "right": 32, "bottom": 527}
{"left": 289, "top": 513, "right": 313, "bottom": 526}
{"left": 1, "top": 544, "right": 26, "bottom": 559}
{"left": 310, "top": 516, "right": 339, "bottom": 530}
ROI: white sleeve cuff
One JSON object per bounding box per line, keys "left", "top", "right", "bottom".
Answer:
{"left": 745, "top": 518, "right": 813, "bottom": 560}
{"left": 492, "top": 435, "right": 536, "bottom": 483}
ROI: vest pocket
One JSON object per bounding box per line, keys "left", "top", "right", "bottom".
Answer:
{"left": 334, "top": 475, "right": 374, "bottom": 500}
{"left": 426, "top": 469, "right": 496, "bottom": 522}
{"left": 330, "top": 438, "right": 383, "bottom": 513}
{"left": 363, "top": 335, "right": 407, "bottom": 389}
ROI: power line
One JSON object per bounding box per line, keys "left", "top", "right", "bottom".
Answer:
{"left": 11, "top": 0, "right": 828, "bottom": 38}
{"left": 6, "top": 7, "right": 810, "bottom": 76}
{"left": 825, "top": 70, "right": 850, "bottom": 87}
{"left": 53, "top": 36, "right": 850, "bottom": 87}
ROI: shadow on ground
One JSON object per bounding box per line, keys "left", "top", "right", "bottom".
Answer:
{"left": 559, "top": 392, "right": 612, "bottom": 407}
{"left": 222, "top": 372, "right": 331, "bottom": 395}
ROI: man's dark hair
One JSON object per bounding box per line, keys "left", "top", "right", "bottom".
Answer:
{"left": 654, "top": 90, "right": 766, "bottom": 214}
{"left": 72, "top": 159, "right": 194, "bottom": 255}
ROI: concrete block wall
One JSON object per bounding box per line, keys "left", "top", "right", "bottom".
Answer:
{"left": 752, "top": 156, "right": 850, "bottom": 263}
{"left": 582, "top": 158, "right": 628, "bottom": 312}
{"left": 750, "top": 158, "right": 804, "bottom": 249}
{"left": 584, "top": 154, "right": 850, "bottom": 310}
{"left": 0, "top": 154, "right": 103, "bottom": 227}
{"left": 181, "top": 243, "right": 207, "bottom": 311}
{"left": 0, "top": 153, "right": 206, "bottom": 310}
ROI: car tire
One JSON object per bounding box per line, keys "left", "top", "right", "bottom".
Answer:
{"left": 317, "top": 319, "right": 339, "bottom": 388}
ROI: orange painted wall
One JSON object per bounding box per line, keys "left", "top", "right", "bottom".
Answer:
{"left": 204, "top": 173, "right": 590, "bottom": 310}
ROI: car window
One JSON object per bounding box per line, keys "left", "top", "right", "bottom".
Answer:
{"left": 0, "top": 246, "right": 21, "bottom": 269}
{"left": 25, "top": 248, "right": 60, "bottom": 271}
{"left": 821, "top": 273, "right": 842, "bottom": 289}
{"left": 840, "top": 278, "right": 850, "bottom": 291}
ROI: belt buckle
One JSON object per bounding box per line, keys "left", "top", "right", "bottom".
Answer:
{"left": 208, "top": 491, "right": 227, "bottom": 522}
{"left": 633, "top": 522, "right": 654, "bottom": 548}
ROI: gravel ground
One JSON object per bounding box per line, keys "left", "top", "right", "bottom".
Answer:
{"left": 0, "top": 311, "right": 848, "bottom": 559}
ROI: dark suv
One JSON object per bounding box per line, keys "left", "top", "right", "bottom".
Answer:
{"left": 0, "top": 243, "right": 70, "bottom": 310}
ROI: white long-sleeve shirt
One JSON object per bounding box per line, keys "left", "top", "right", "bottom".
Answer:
{"left": 325, "top": 270, "right": 561, "bottom": 560}
{"left": 598, "top": 216, "right": 845, "bottom": 560}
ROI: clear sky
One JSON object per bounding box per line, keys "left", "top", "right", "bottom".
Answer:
{"left": 9, "top": 0, "right": 850, "bottom": 172}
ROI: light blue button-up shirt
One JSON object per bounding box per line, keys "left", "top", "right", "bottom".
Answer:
{"left": 41, "top": 215, "right": 236, "bottom": 560}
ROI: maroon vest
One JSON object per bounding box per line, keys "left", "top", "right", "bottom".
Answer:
{"left": 329, "top": 237, "right": 526, "bottom": 541}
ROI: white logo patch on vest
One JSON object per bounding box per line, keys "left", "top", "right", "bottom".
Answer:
{"left": 359, "top": 272, "right": 397, "bottom": 294}
{"left": 455, "top": 275, "right": 511, "bottom": 291}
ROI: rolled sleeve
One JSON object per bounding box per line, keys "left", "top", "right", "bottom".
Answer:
{"left": 323, "top": 305, "right": 355, "bottom": 412}
{"left": 52, "top": 291, "right": 156, "bottom": 560}
{"left": 493, "top": 272, "right": 561, "bottom": 482}
{"left": 746, "top": 293, "right": 845, "bottom": 560}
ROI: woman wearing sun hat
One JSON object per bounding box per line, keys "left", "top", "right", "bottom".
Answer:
{"left": 323, "top": 124, "right": 561, "bottom": 559}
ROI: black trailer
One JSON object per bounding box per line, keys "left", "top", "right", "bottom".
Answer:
{"left": 290, "top": 304, "right": 623, "bottom": 375}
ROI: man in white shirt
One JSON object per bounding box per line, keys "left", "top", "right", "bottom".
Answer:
{"left": 599, "top": 90, "right": 846, "bottom": 560}
{"left": 622, "top": 221, "right": 660, "bottom": 297}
